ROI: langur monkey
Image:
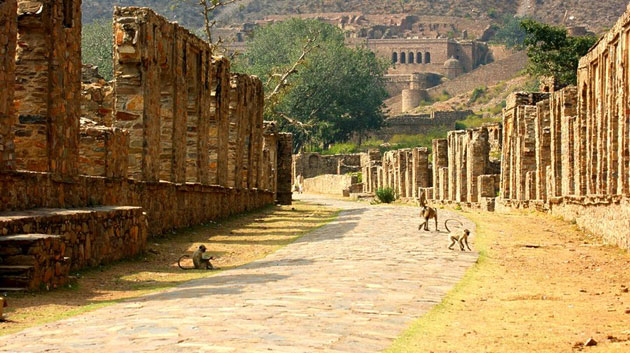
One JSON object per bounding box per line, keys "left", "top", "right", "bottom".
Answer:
{"left": 448, "top": 229, "right": 472, "bottom": 251}
{"left": 178, "top": 245, "right": 215, "bottom": 270}
{"left": 418, "top": 206, "right": 439, "bottom": 231}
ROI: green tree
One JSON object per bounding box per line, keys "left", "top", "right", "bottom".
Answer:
{"left": 492, "top": 15, "right": 528, "bottom": 49}
{"left": 236, "top": 19, "right": 389, "bottom": 151}
{"left": 521, "top": 19, "right": 597, "bottom": 87}
{"left": 82, "top": 19, "right": 113, "bottom": 80}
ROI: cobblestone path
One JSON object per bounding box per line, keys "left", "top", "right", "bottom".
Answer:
{"left": 0, "top": 195, "right": 477, "bottom": 352}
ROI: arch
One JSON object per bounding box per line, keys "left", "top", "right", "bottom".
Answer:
{"left": 417, "top": 52, "right": 422, "bottom": 64}
{"left": 425, "top": 52, "right": 431, "bottom": 64}
{"left": 408, "top": 52, "right": 414, "bottom": 64}
{"left": 392, "top": 52, "right": 398, "bottom": 64}
{"left": 400, "top": 52, "right": 406, "bottom": 64}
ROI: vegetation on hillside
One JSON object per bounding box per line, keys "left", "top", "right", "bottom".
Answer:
{"left": 521, "top": 20, "right": 598, "bottom": 87}
{"left": 235, "top": 19, "right": 389, "bottom": 152}
{"left": 82, "top": 20, "right": 114, "bottom": 80}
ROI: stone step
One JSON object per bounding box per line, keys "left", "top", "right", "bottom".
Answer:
{"left": 0, "top": 275, "right": 31, "bottom": 288}
{"left": 0, "top": 265, "right": 34, "bottom": 275}
{"left": 0, "top": 287, "right": 28, "bottom": 292}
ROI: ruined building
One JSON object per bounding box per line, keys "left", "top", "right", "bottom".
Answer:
{"left": 0, "top": 3, "right": 292, "bottom": 291}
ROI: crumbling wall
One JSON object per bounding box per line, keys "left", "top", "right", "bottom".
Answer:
{"left": 0, "top": 0, "right": 17, "bottom": 171}
{"left": 292, "top": 152, "right": 361, "bottom": 180}
{"left": 14, "top": 0, "right": 82, "bottom": 179}
{"left": 360, "top": 150, "right": 381, "bottom": 194}
{"left": 303, "top": 174, "right": 359, "bottom": 196}
{"left": 79, "top": 126, "right": 129, "bottom": 178}
{"left": 375, "top": 147, "right": 429, "bottom": 199}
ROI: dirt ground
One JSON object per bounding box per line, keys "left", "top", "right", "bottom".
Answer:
{"left": 0, "top": 201, "right": 338, "bottom": 336}
{"left": 387, "top": 209, "right": 630, "bottom": 353}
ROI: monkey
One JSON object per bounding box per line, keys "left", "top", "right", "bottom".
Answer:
{"left": 448, "top": 229, "right": 472, "bottom": 251}
{"left": 444, "top": 219, "right": 464, "bottom": 233}
{"left": 178, "top": 245, "right": 215, "bottom": 270}
{"left": 418, "top": 206, "right": 439, "bottom": 231}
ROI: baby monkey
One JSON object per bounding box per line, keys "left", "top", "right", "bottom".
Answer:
{"left": 178, "top": 245, "right": 216, "bottom": 270}
{"left": 448, "top": 229, "right": 472, "bottom": 251}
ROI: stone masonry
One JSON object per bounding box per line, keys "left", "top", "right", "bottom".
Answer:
{"left": 495, "top": 3, "right": 630, "bottom": 249}
{"left": 0, "top": 4, "right": 292, "bottom": 289}
{"left": 0, "top": 0, "right": 17, "bottom": 172}
{"left": 13, "top": 0, "right": 82, "bottom": 179}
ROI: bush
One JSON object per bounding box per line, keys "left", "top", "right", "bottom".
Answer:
{"left": 376, "top": 187, "right": 396, "bottom": 204}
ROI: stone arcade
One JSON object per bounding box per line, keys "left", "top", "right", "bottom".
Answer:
{"left": 0, "top": 2, "right": 292, "bottom": 291}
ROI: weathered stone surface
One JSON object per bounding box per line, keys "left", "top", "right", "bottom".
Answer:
{"left": 14, "top": 0, "right": 82, "bottom": 179}
{"left": 303, "top": 174, "right": 359, "bottom": 196}
{"left": 0, "top": 0, "right": 17, "bottom": 172}
{"left": 276, "top": 133, "right": 293, "bottom": 205}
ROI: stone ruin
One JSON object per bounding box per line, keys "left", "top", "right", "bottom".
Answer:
{"left": 0, "top": 2, "right": 293, "bottom": 291}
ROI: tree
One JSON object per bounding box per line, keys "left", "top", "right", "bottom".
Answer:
{"left": 236, "top": 19, "right": 389, "bottom": 151}
{"left": 521, "top": 19, "right": 597, "bottom": 87}
{"left": 492, "top": 15, "right": 528, "bottom": 49}
{"left": 82, "top": 19, "right": 113, "bottom": 80}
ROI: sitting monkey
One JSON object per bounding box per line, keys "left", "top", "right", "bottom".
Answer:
{"left": 448, "top": 229, "right": 472, "bottom": 251}
{"left": 178, "top": 245, "right": 216, "bottom": 270}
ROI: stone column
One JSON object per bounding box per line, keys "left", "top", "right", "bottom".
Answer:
{"left": 0, "top": 0, "right": 17, "bottom": 171}
{"left": 14, "top": 0, "right": 81, "bottom": 178}
{"left": 276, "top": 133, "right": 293, "bottom": 205}
{"left": 413, "top": 147, "right": 429, "bottom": 198}
{"left": 212, "top": 56, "right": 231, "bottom": 187}
{"left": 535, "top": 99, "right": 551, "bottom": 201}
{"left": 432, "top": 139, "right": 448, "bottom": 200}
{"left": 466, "top": 128, "right": 489, "bottom": 203}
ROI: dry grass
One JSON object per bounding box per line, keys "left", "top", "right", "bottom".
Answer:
{"left": 387, "top": 209, "right": 630, "bottom": 353}
{"left": 0, "top": 201, "right": 338, "bottom": 336}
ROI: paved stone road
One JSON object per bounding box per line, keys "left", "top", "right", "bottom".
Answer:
{"left": 0, "top": 195, "right": 477, "bottom": 352}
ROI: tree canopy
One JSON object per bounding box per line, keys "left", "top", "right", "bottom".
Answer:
{"left": 235, "top": 18, "right": 389, "bottom": 151}
{"left": 521, "top": 19, "right": 597, "bottom": 87}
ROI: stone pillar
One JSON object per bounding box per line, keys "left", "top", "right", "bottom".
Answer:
{"left": 396, "top": 149, "right": 408, "bottom": 197}
{"left": 211, "top": 56, "right": 231, "bottom": 187}
{"left": 261, "top": 121, "right": 278, "bottom": 192}
{"left": 515, "top": 105, "right": 538, "bottom": 201}
{"left": 439, "top": 167, "right": 449, "bottom": 200}
{"left": 535, "top": 99, "right": 551, "bottom": 201}
{"left": 0, "top": 0, "right": 17, "bottom": 171}
{"left": 466, "top": 127, "right": 489, "bottom": 203}
{"left": 432, "top": 139, "right": 447, "bottom": 200}
{"left": 276, "top": 133, "right": 293, "bottom": 205}
{"left": 412, "top": 147, "right": 429, "bottom": 198}
{"left": 198, "top": 50, "right": 212, "bottom": 185}
{"left": 15, "top": 0, "right": 81, "bottom": 178}
{"left": 448, "top": 131, "right": 467, "bottom": 202}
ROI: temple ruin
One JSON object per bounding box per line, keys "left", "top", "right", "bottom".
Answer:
{"left": 0, "top": 2, "right": 292, "bottom": 291}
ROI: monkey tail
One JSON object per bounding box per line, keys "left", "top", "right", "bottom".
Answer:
{"left": 178, "top": 255, "right": 193, "bottom": 270}
{"left": 444, "top": 219, "right": 463, "bottom": 232}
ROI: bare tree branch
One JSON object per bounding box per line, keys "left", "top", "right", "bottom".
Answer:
{"left": 197, "top": 0, "right": 240, "bottom": 51}
{"left": 265, "top": 37, "right": 318, "bottom": 102}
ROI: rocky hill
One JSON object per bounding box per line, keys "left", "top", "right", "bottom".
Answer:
{"left": 83, "top": 0, "right": 628, "bottom": 33}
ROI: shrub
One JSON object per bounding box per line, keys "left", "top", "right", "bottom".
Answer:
{"left": 376, "top": 187, "right": 396, "bottom": 204}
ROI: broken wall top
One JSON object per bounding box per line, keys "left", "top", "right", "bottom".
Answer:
{"left": 579, "top": 2, "right": 630, "bottom": 69}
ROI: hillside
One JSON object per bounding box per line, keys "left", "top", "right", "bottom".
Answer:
{"left": 82, "top": 0, "right": 628, "bottom": 33}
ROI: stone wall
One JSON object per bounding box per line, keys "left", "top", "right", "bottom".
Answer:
{"left": 13, "top": 0, "right": 82, "bottom": 179}
{"left": 496, "top": 3, "right": 630, "bottom": 248}
{"left": 303, "top": 174, "right": 359, "bottom": 196}
{"left": 377, "top": 147, "right": 430, "bottom": 199}
{"left": 368, "top": 110, "right": 473, "bottom": 141}
{"left": 361, "top": 150, "right": 381, "bottom": 193}
{"left": 79, "top": 126, "right": 129, "bottom": 178}
{"left": 0, "top": 0, "right": 17, "bottom": 172}
{"left": 0, "top": 171, "right": 274, "bottom": 236}
{"left": 292, "top": 152, "right": 362, "bottom": 180}
{"left": 0, "top": 206, "right": 147, "bottom": 272}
